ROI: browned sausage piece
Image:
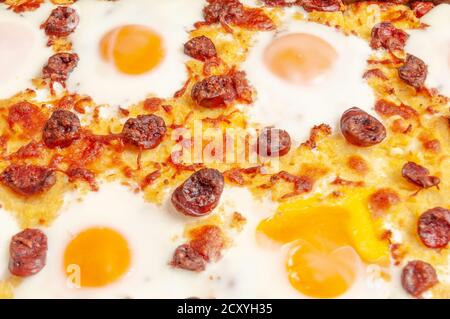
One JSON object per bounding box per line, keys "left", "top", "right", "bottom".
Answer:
{"left": 203, "top": 0, "right": 275, "bottom": 31}
{"left": 121, "top": 114, "right": 167, "bottom": 150}
{"left": 398, "top": 54, "right": 428, "bottom": 89}
{"left": 171, "top": 168, "right": 224, "bottom": 217}
{"left": 369, "top": 188, "right": 400, "bottom": 216}
{"left": 257, "top": 127, "right": 291, "bottom": 157}
{"left": 301, "top": 0, "right": 343, "bottom": 12}
{"left": 401, "top": 260, "right": 438, "bottom": 297}
{"left": 1, "top": 164, "right": 56, "bottom": 196}
{"left": 191, "top": 75, "right": 237, "bottom": 108}
{"left": 41, "top": 6, "right": 79, "bottom": 37}
{"left": 170, "top": 225, "right": 225, "bottom": 272}
{"left": 43, "top": 52, "right": 79, "bottom": 89}
{"left": 43, "top": 109, "right": 81, "bottom": 149}
{"left": 191, "top": 71, "right": 252, "bottom": 108}
{"left": 370, "top": 22, "right": 409, "bottom": 51}
{"left": 170, "top": 244, "right": 206, "bottom": 272}
{"left": 9, "top": 228, "right": 48, "bottom": 277}
{"left": 184, "top": 36, "right": 217, "bottom": 62}
{"left": 401, "top": 162, "right": 440, "bottom": 189}
{"left": 340, "top": 107, "right": 386, "bottom": 147}
{"left": 418, "top": 207, "right": 450, "bottom": 249}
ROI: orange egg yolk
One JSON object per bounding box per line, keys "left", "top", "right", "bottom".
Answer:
{"left": 257, "top": 191, "right": 390, "bottom": 298}
{"left": 100, "top": 24, "right": 164, "bottom": 75}
{"left": 264, "top": 33, "right": 338, "bottom": 84}
{"left": 64, "top": 227, "right": 131, "bottom": 288}
{"left": 258, "top": 207, "right": 358, "bottom": 298}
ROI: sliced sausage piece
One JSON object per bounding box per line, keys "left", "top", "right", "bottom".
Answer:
{"left": 170, "top": 244, "right": 206, "bottom": 272}
{"left": 1, "top": 164, "right": 56, "bottom": 196}
{"left": 370, "top": 22, "right": 409, "bottom": 51}
{"left": 191, "top": 71, "right": 252, "bottom": 108}
{"left": 301, "top": 0, "right": 343, "bottom": 12}
{"left": 340, "top": 107, "right": 386, "bottom": 147}
{"left": 184, "top": 36, "right": 217, "bottom": 62}
{"left": 418, "top": 207, "right": 450, "bottom": 249}
{"left": 202, "top": 0, "right": 275, "bottom": 31}
{"left": 43, "top": 109, "right": 81, "bottom": 149}
{"left": 398, "top": 54, "right": 427, "bottom": 89}
{"left": 191, "top": 75, "right": 237, "bottom": 108}
{"left": 41, "top": 6, "right": 79, "bottom": 37}
{"left": 401, "top": 260, "right": 438, "bottom": 298}
{"left": 171, "top": 168, "right": 224, "bottom": 217}
{"left": 42, "top": 53, "right": 79, "bottom": 89}
{"left": 9, "top": 228, "right": 48, "bottom": 277}
{"left": 121, "top": 114, "right": 167, "bottom": 150}
{"left": 401, "top": 162, "right": 440, "bottom": 189}
{"left": 257, "top": 127, "right": 291, "bottom": 157}
{"left": 411, "top": 2, "right": 435, "bottom": 18}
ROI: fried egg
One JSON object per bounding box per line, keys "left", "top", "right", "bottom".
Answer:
{"left": 257, "top": 188, "right": 396, "bottom": 298}
{"left": 242, "top": 16, "right": 375, "bottom": 142}
{"left": 0, "top": 4, "right": 52, "bottom": 99}
{"left": 405, "top": 4, "right": 450, "bottom": 97}
{"left": 67, "top": 0, "right": 205, "bottom": 107}
{"left": 12, "top": 183, "right": 395, "bottom": 298}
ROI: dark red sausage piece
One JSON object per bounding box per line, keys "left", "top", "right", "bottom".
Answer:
{"left": 398, "top": 54, "right": 428, "bottom": 89}
{"left": 418, "top": 207, "right": 450, "bottom": 249}
{"left": 9, "top": 228, "right": 48, "bottom": 277}
{"left": 257, "top": 127, "right": 292, "bottom": 157}
{"left": 41, "top": 6, "right": 79, "bottom": 37}
{"left": 43, "top": 109, "right": 81, "bottom": 149}
{"left": 170, "top": 244, "right": 206, "bottom": 272}
{"left": 401, "top": 162, "right": 440, "bottom": 189}
{"left": 0, "top": 164, "right": 56, "bottom": 196}
{"left": 191, "top": 75, "right": 237, "bottom": 108}
{"left": 171, "top": 168, "right": 224, "bottom": 217}
{"left": 121, "top": 114, "right": 167, "bottom": 150}
{"left": 191, "top": 71, "right": 252, "bottom": 108}
{"left": 370, "top": 22, "right": 409, "bottom": 51}
{"left": 184, "top": 36, "right": 217, "bottom": 62}
{"left": 42, "top": 53, "right": 79, "bottom": 87}
{"left": 340, "top": 107, "right": 386, "bottom": 147}
{"left": 203, "top": 0, "right": 275, "bottom": 31}
{"left": 190, "top": 225, "right": 224, "bottom": 263}
{"left": 301, "top": 0, "right": 343, "bottom": 12}
{"left": 401, "top": 260, "right": 438, "bottom": 297}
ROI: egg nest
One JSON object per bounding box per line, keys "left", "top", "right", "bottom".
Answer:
{"left": 0, "top": 1, "right": 449, "bottom": 298}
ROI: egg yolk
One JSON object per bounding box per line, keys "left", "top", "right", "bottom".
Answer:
{"left": 100, "top": 24, "right": 164, "bottom": 75}
{"left": 264, "top": 33, "right": 337, "bottom": 84}
{"left": 257, "top": 190, "right": 389, "bottom": 298}
{"left": 64, "top": 227, "right": 131, "bottom": 288}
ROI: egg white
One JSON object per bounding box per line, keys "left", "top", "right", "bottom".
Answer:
{"left": 0, "top": 3, "right": 53, "bottom": 99}
{"left": 405, "top": 4, "right": 450, "bottom": 97}
{"left": 67, "top": 0, "right": 205, "bottom": 108}
{"left": 242, "top": 17, "right": 376, "bottom": 143}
